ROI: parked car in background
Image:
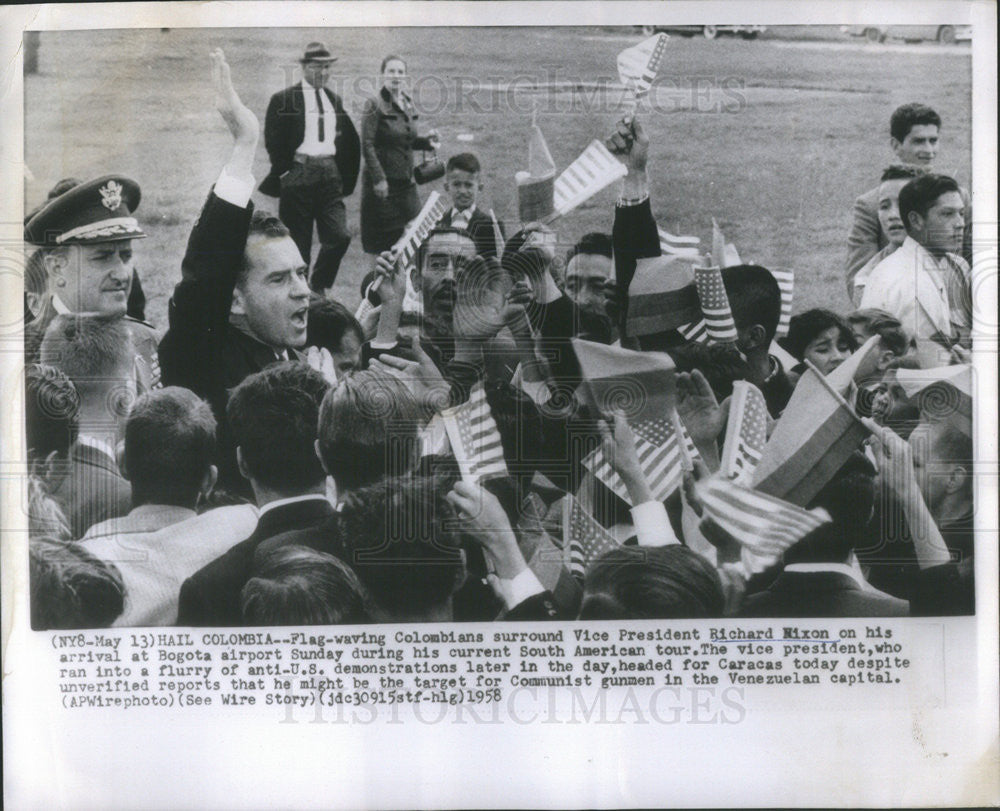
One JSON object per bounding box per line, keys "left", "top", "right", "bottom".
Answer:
{"left": 840, "top": 24, "right": 971, "bottom": 44}
{"left": 639, "top": 24, "right": 767, "bottom": 40}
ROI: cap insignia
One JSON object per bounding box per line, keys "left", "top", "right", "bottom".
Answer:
{"left": 99, "top": 180, "right": 123, "bottom": 211}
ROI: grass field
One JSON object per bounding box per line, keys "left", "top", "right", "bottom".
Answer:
{"left": 24, "top": 26, "right": 971, "bottom": 325}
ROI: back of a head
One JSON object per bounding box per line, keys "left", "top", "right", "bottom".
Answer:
{"left": 241, "top": 545, "right": 372, "bottom": 626}
{"left": 889, "top": 102, "right": 941, "bottom": 143}
{"left": 30, "top": 536, "right": 124, "bottom": 629}
{"left": 39, "top": 314, "right": 133, "bottom": 399}
{"left": 125, "top": 387, "right": 217, "bottom": 508}
{"left": 25, "top": 363, "right": 80, "bottom": 462}
{"left": 317, "top": 369, "right": 424, "bottom": 492}
{"left": 339, "top": 475, "right": 465, "bottom": 620}
{"left": 782, "top": 309, "right": 856, "bottom": 362}
{"left": 847, "top": 309, "right": 915, "bottom": 357}
{"left": 880, "top": 164, "right": 928, "bottom": 183}
{"left": 579, "top": 545, "right": 724, "bottom": 619}
{"left": 795, "top": 451, "right": 877, "bottom": 562}
{"left": 306, "top": 295, "right": 364, "bottom": 355}
{"left": 720, "top": 265, "right": 782, "bottom": 346}
{"left": 226, "top": 362, "right": 329, "bottom": 494}
{"left": 565, "top": 232, "right": 613, "bottom": 264}
{"left": 898, "top": 173, "right": 960, "bottom": 234}
{"left": 446, "top": 152, "right": 481, "bottom": 175}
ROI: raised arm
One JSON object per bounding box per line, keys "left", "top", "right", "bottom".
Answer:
{"left": 169, "top": 49, "right": 259, "bottom": 333}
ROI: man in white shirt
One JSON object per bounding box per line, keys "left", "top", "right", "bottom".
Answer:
{"left": 859, "top": 173, "right": 971, "bottom": 349}
{"left": 259, "top": 41, "right": 361, "bottom": 293}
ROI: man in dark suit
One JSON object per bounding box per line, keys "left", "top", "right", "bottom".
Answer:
{"left": 259, "top": 41, "right": 361, "bottom": 293}
{"left": 176, "top": 363, "right": 334, "bottom": 627}
{"left": 159, "top": 49, "right": 316, "bottom": 494}
{"left": 437, "top": 153, "right": 504, "bottom": 260}
{"left": 39, "top": 315, "right": 136, "bottom": 538}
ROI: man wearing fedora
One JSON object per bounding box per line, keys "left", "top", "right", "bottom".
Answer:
{"left": 260, "top": 41, "right": 360, "bottom": 294}
{"left": 23, "top": 174, "right": 161, "bottom": 393}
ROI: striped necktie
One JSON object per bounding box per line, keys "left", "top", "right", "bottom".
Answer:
{"left": 315, "top": 88, "right": 326, "bottom": 142}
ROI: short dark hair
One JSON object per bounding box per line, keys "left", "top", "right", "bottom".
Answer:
{"left": 720, "top": 265, "right": 782, "bottom": 345}
{"left": 125, "top": 387, "right": 217, "bottom": 508}
{"left": 782, "top": 309, "right": 857, "bottom": 362}
{"left": 39, "top": 315, "right": 134, "bottom": 407}
{"left": 380, "top": 54, "right": 406, "bottom": 74}
{"left": 340, "top": 475, "right": 464, "bottom": 618}
{"left": 25, "top": 363, "right": 79, "bottom": 461}
{"left": 565, "top": 232, "right": 613, "bottom": 264}
{"left": 847, "top": 309, "right": 915, "bottom": 357}
{"left": 241, "top": 545, "right": 373, "bottom": 626}
{"left": 306, "top": 295, "right": 364, "bottom": 354}
{"left": 898, "top": 173, "right": 961, "bottom": 233}
{"left": 880, "top": 163, "right": 927, "bottom": 183}
{"left": 317, "top": 369, "right": 423, "bottom": 492}
{"left": 446, "top": 153, "right": 481, "bottom": 174}
{"left": 415, "top": 226, "right": 477, "bottom": 272}
{"left": 890, "top": 103, "right": 941, "bottom": 143}
{"left": 579, "top": 545, "right": 724, "bottom": 619}
{"left": 30, "top": 536, "right": 124, "bottom": 629}
{"left": 238, "top": 209, "right": 293, "bottom": 286}
{"left": 226, "top": 363, "right": 329, "bottom": 493}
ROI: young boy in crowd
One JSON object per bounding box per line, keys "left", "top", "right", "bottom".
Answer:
{"left": 438, "top": 153, "right": 504, "bottom": 260}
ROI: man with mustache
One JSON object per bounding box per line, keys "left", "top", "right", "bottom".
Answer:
{"left": 23, "top": 175, "right": 160, "bottom": 394}
{"left": 158, "top": 50, "right": 313, "bottom": 494}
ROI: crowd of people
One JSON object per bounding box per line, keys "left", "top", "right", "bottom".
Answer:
{"left": 23, "top": 46, "right": 976, "bottom": 630}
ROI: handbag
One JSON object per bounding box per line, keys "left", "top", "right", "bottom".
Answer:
{"left": 413, "top": 149, "right": 445, "bottom": 185}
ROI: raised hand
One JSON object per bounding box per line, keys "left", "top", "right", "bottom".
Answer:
{"left": 211, "top": 48, "right": 258, "bottom": 146}
{"left": 447, "top": 481, "right": 527, "bottom": 580}
{"left": 373, "top": 251, "right": 407, "bottom": 306}
{"left": 676, "top": 370, "right": 728, "bottom": 447}
{"left": 305, "top": 345, "right": 337, "bottom": 384}
{"left": 604, "top": 115, "right": 648, "bottom": 175}
{"left": 598, "top": 412, "right": 654, "bottom": 504}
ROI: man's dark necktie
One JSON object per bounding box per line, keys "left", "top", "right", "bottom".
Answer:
{"left": 315, "top": 88, "right": 326, "bottom": 142}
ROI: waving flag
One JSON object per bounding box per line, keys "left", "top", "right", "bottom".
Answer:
{"left": 572, "top": 338, "right": 676, "bottom": 424}
{"left": 720, "top": 381, "right": 768, "bottom": 485}
{"left": 694, "top": 263, "right": 738, "bottom": 343}
{"left": 516, "top": 110, "right": 557, "bottom": 222}
{"left": 771, "top": 267, "right": 794, "bottom": 338}
{"left": 677, "top": 318, "right": 709, "bottom": 345}
{"left": 696, "top": 476, "right": 830, "bottom": 572}
{"left": 617, "top": 33, "right": 669, "bottom": 98}
{"left": 552, "top": 140, "right": 627, "bottom": 219}
{"left": 752, "top": 363, "right": 873, "bottom": 506}
{"left": 440, "top": 382, "right": 508, "bottom": 484}
{"left": 581, "top": 415, "right": 700, "bottom": 506}
{"left": 659, "top": 227, "right": 702, "bottom": 259}
{"left": 625, "top": 255, "right": 702, "bottom": 338}
{"left": 562, "top": 493, "right": 620, "bottom": 578}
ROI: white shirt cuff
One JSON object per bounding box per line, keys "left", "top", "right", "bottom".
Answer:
{"left": 630, "top": 500, "right": 678, "bottom": 547}
{"left": 214, "top": 167, "right": 254, "bottom": 208}
{"left": 369, "top": 340, "right": 398, "bottom": 350}
{"left": 499, "top": 567, "right": 545, "bottom": 610}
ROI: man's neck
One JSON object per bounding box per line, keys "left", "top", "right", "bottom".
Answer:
{"left": 251, "top": 483, "right": 327, "bottom": 510}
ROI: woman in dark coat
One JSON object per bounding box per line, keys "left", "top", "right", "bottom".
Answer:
{"left": 360, "top": 55, "right": 440, "bottom": 261}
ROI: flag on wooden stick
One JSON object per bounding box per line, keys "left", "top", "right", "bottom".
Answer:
{"left": 752, "top": 362, "right": 874, "bottom": 506}
{"left": 551, "top": 140, "right": 627, "bottom": 219}
{"left": 562, "top": 492, "right": 620, "bottom": 579}
{"left": 720, "top": 381, "right": 769, "bottom": 485}
{"left": 439, "top": 383, "right": 508, "bottom": 485}
{"left": 617, "top": 33, "right": 669, "bottom": 99}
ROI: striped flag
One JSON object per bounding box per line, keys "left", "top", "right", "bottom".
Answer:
{"left": 439, "top": 382, "right": 508, "bottom": 485}
{"left": 617, "top": 33, "right": 669, "bottom": 99}
{"left": 752, "top": 363, "right": 874, "bottom": 506}
{"left": 562, "top": 493, "right": 620, "bottom": 579}
{"left": 658, "top": 227, "right": 702, "bottom": 259}
{"left": 625, "top": 255, "right": 702, "bottom": 338}
{"left": 720, "top": 381, "right": 768, "bottom": 485}
{"left": 581, "top": 416, "right": 700, "bottom": 506}
{"left": 694, "top": 264, "right": 738, "bottom": 343}
{"left": 770, "top": 267, "right": 794, "bottom": 338}
{"left": 696, "top": 476, "right": 830, "bottom": 572}
{"left": 677, "top": 318, "right": 708, "bottom": 345}
{"left": 571, "top": 338, "right": 676, "bottom": 424}
{"left": 552, "top": 140, "right": 628, "bottom": 218}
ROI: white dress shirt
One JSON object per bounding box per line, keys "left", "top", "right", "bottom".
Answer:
{"left": 297, "top": 79, "right": 338, "bottom": 157}
{"left": 450, "top": 206, "right": 476, "bottom": 230}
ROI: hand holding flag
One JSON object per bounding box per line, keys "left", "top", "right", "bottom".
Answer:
{"left": 719, "top": 380, "right": 768, "bottom": 485}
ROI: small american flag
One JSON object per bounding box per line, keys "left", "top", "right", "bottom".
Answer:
{"left": 552, "top": 140, "right": 627, "bottom": 218}
{"left": 696, "top": 476, "right": 830, "bottom": 572}
{"left": 677, "top": 318, "right": 709, "bottom": 344}
{"left": 439, "top": 383, "right": 508, "bottom": 484}
{"left": 581, "top": 416, "right": 700, "bottom": 505}
{"left": 770, "top": 268, "right": 795, "bottom": 338}
{"left": 658, "top": 227, "right": 702, "bottom": 259}
{"left": 694, "top": 264, "right": 738, "bottom": 343}
{"left": 617, "top": 33, "right": 669, "bottom": 98}
{"left": 562, "top": 493, "right": 620, "bottom": 579}
{"left": 720, "top": 381, "right": 768, "bottom": 485}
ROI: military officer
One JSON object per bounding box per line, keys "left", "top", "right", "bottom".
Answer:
{"left": 23, "top": 175, "right": 161, "bottom": 392}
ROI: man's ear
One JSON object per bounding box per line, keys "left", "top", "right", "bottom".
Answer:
{"left": 231, "top": 284, "right": 247, "bottom": 317}
{"left": 876, "top": 349, "right": 897, "bottom": 371}
{"left": 890, "top": 135, "right": 903, "bottom": 158}
{"left": 906, "top": 210, "right": 924, "bottom": 235}
{"left": 200, "top": 464, "right": 219, "bottom": 500}
{"left": 43, "top": 250, "right": 69, "bottom": 287}
{"left": 945, "top": 464, "right": 969, "bottom": 495}
{"left": 236, "top": 447, "right": 251, "bottom": 481}
{"left": 314, "top": 439, "right": 330, "bottom": 475}
{"left": 741, "top": 324, "right": 768, "bottom": 352}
